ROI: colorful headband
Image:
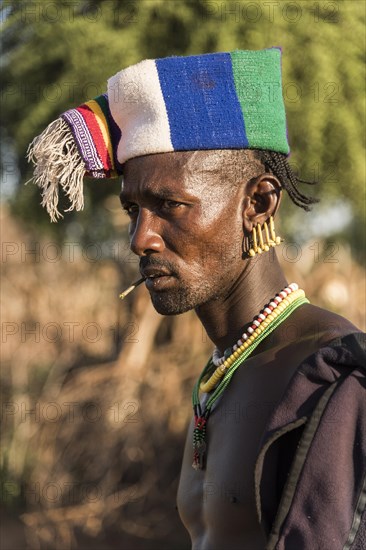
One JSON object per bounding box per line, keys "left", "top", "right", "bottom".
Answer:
{"left": 27, "top": 48, "right": 289, "bottom": 221}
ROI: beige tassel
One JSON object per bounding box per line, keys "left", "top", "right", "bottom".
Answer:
{"left": 26, "top": 118, "right": 86, "bottom": 222}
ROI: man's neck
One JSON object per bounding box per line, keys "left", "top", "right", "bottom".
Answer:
{"left": 195, "top": 252, "right": 288, "bottom": 355}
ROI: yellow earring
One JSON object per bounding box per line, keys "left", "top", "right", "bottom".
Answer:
{"left": 248, "top": 216, "right": 282, "bottom": 257}
{"left": 268, "top": 216, "right": 282, "bottom": 246}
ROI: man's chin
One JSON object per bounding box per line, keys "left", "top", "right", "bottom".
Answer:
{"left": 150, "top": 292, "right": 196, "bottom": 316}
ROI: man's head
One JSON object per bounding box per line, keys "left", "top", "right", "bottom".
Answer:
{"left": 26, "top": 48, "right": 320, "bottom": 310}
{"left": 121, "top": 149, "right": 285, "bottom": 315}
{"left": 27, "top": 47, "right": 317, "bottom": 312}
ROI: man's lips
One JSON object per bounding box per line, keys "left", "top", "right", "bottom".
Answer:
{"left": 140, "top": 267, "right": 173, "bottom": 279}
{"left": 140, "top": 267, "right": 176, "bottom": 291}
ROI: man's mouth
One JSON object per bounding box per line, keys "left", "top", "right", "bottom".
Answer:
{"left": 141, "top": 268, "right": 175, "bottom": 291}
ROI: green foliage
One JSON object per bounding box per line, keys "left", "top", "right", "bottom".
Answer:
{"left": 2, "top": 0, "right": 365, "bottom": 242}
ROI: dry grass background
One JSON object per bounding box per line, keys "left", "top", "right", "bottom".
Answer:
{"left": 1, "top": 204, "right": 365, "bottom": 549}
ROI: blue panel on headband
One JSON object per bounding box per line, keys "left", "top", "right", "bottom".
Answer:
{"left": 155, "top": 53, "right": 249, "bottom": 150}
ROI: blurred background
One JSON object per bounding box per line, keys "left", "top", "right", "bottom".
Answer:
{"left": 1, "top": 1, "right": 365, "bottom": 548}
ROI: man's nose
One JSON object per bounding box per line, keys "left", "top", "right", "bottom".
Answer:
{"left": 129, "top": 210, "right": 165, "bottom": 256}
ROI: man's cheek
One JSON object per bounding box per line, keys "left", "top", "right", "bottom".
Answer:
{"left": 203, "top": 238, "right": 241, "bottom": 266}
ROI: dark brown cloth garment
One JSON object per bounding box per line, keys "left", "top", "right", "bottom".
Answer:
{"left": 255, "top": 332, "right": 366, "bottom": 550}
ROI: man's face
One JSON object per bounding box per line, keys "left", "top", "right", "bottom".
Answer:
{"left": 121, "top": 151, "right": 248, "bottom": 315}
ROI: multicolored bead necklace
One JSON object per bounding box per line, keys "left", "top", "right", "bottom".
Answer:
{"left": 211, "top": 283, "right": 300, "bottom": 371}
{"left": 191, "top": 283, "right": 309, "bottom": 470}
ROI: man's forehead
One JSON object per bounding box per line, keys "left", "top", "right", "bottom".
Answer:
{"left": 121, "top": 149, "right": 259, "bottom": 194}
{"left": 124, "top": 150, "right": 221, "bottom": 175}
{"left": 121, "top": 150, "right": 223, "bottom": 192}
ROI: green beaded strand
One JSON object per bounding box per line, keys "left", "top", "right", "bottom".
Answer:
{"left": 192, "top": 295, "right": 309, "bottom": 413}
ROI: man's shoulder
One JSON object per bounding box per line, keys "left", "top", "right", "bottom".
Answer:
{"left": 298, "top": 302, "right": 359, "bottom": 334}
{"left": 270, "top": 303, "right": 363, "bottom": 380}
{"left": 257, "top": 310, "right": 365, "bottom": 431}
{"left": 289, "top": 302, "right": 362, "bottom": 351}
{"left": 261, "top": 308, "right": 365, "bottom": 433}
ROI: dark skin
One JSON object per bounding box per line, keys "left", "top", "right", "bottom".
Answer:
{"left": 121, "top": 150, "right": 358, "bottom": 549}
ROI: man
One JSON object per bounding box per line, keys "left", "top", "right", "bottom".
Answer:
{"left": 28, "top": 49, "right": 365, "bottom": 549}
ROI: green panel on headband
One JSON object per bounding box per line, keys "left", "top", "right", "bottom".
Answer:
{"left": 230, "top": 49, "right": 290, "bottom": 154}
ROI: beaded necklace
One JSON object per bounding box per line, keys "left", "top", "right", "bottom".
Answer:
{"left": 191, "top": 285, "right": 309, "bottom": 470}
{"left": 212, "top": 282, "right": 300, "bottom": 369}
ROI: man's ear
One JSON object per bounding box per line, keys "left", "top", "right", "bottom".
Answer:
{"left": 242, "top": 173, "right": 282, "bottom": 233}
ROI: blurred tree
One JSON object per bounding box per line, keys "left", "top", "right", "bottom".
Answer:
{"left": 1, "top": 0, "right": 365, "bottom": 248}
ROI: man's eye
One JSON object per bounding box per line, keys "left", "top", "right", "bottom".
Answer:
{"left": 123, "top": 204, "right": 139, "bottom": 216}
{"left": 162, "top": 200, "right": 183, "bottom": 210}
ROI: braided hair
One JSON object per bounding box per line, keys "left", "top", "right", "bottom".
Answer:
{"left": 254, "top": 150, "right": 319, "bottom": 211}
